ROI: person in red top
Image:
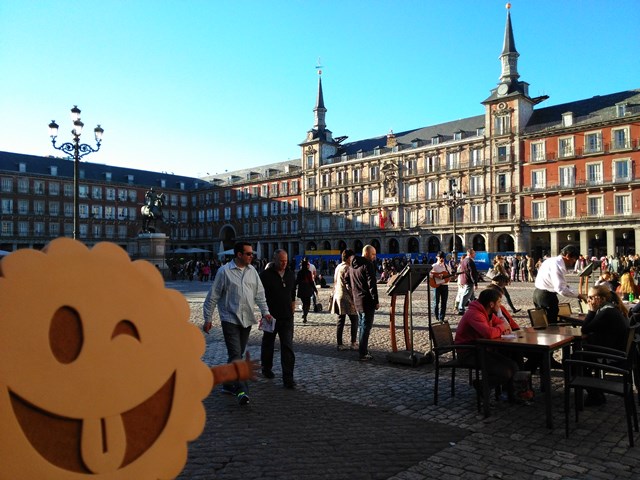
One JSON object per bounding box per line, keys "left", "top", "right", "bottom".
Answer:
{"left": 454, "top": 288, "right": 519, "bottom": 392}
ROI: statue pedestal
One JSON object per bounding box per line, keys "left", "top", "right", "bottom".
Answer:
{"left": 136, "top": 233, "right": 168, "bottom": 273}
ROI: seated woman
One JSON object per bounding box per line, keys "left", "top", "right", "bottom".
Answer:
{"left": 581, "top": 284, "right": 631, "bottom": 405}
{"left": 616, "top": 269, "right": 640, "bottom": 301}
{"left": 594, "top": 271, "right": 614, "bottom": 292}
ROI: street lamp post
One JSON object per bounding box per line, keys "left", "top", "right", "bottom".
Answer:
{"left": 443, "top": 181, "right": 466, "bottom": 263}
{"left": 49, "top": 106, "right": 103, "bottom": 239}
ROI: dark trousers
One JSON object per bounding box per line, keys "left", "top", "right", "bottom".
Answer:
{"left": 502, "top": 286, "right": 517, "bottom": 312}
{"left": 300, "top": 297, "right": 312, "bottom": 318}
{"left": 433, "top": 285, "right": 449, "bottom": 321}
{"left": 337, "top": 314, "right": 358, "bottom": 345}
{"left": 460, "top": 350, "right": 519, "bottom": 388}
{"left": 221, "top": 321, "right": 252, "bottom": 393}
{"left": 533, "top": 288, "right": 560, "bottom": 324}
{"left": 261, "top": 317, "right": 295, "bottom": 384}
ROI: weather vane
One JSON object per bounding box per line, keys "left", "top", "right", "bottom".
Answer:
{"left": 316, "top": 57, "right": 323, "bottom": 76}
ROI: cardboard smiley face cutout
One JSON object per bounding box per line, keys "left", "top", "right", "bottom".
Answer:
{"left": 0, "top": 238, "right": 213, "bottom": 479}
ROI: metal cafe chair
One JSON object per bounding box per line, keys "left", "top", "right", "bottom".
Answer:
{"left": 430, "top": 322, "right": 480, "bottom": 410}
{"left": 527, "top": 308, "right": 548, "bottom": 329}
{"left": 558, "top": 303, "right": 572, "bottom": 316}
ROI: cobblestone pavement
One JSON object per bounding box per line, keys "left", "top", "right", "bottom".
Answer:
{"left": 170, "top": 275, "right": 640, "bottom": 479}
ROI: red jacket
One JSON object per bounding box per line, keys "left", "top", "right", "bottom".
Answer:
{"left": 454, "top": 300, "right": 506, "bottom": 345}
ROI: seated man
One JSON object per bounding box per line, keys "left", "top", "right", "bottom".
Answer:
{"left": 454, "top": 288, "right": 519, "bottom": 398}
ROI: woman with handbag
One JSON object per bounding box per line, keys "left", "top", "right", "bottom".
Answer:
{"left": 296, "top": 259, "right": 317, "bottom": 323}
{"left": 331, "top": 249, "right": 358, "bottom": 350}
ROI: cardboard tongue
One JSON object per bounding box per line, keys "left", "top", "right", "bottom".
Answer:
{"left": 81, "top": 415, "right": 126, "bottom": 473}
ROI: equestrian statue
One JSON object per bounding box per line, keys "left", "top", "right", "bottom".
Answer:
{"left": 141, "top": 188, "right": 165, "bottom": 233}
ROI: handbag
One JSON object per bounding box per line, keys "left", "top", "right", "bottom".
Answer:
{"left": 485, "top": 268, "right": 498, "bottom": 280}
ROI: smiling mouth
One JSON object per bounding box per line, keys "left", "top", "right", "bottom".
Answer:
{"left": 10, "top": 373, "right": 175, "bottom": 474}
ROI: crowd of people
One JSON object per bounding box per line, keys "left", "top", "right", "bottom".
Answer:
{"left": 197, "top": 240, "right": 638, "bottom": 409}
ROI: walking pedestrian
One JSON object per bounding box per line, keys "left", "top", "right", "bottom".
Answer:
{"left": 350, "top": 245, "right": 379, "bottom": 361}
{"left": 259, "top": 249, "right": 297, "bottom": 389}
{"left": 331, "top": 249, "right": 359, "bottom": 351}
{"left": 203, "top": 241, "right": 272, "bottom": 405}
{"left": 296, "top": 259, "right": 317, "bottom": 323}
{"left": 457, "top": 248, "right": 479, "bottom": 315}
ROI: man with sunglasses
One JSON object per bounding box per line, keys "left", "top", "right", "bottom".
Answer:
{"left": 203, "top": 241, "right": 272, "bottom": 405}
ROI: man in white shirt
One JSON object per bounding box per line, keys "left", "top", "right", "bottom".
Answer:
{"left": 430, "top": 251, "right": 453, "bottom": 322}
{"left": 533, "top": 245, "right": 587, "bottom": 324}
{"left": 203, "top": 242, "right": 272, "bottom": 405}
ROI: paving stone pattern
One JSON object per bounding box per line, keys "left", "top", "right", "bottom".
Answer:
{"left": 172, "top": 275, "right": 640, "bottom": 479}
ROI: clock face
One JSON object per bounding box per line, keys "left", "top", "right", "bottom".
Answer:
{"left": 497, "top": 84, "right": 509, "bottom": 96}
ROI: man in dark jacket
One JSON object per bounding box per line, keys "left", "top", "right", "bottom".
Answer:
{"left": 259, "top": 249, "right": 297, "bottom": 388}
{"left": 350, "top": 245, "right": 379, "bottom": 361}
{"left": 457, "top": 248, "right": 479, "bottom": 315}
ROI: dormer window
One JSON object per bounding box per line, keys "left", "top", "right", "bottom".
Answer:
{"left": 616, "top": 103, "right": 628, "bottom": 117}
{"left": 160, "top": 179, "right": 166, "bottom": 188}
{"left": 356, "top": 149, "right": 363, "bottom": 159}
{"left": 341, "top": 152, "right": 348, "bottom": 161}
{"left": 373, "top": 146, "right": 381, "bottom": 156}
{"left": 127, "top": 174, "right": 134, "bottom": 184}
{"left": 18, "top": 163, "right": 26, "bottom": 173}
{"left": 104, "top": 172, "right": 111, "bottom": 181}
{"left": 50, "top": 166, "right": 58, "bottom": 176}
{"left": 431, "top": 136, "right": 440, "bottom": 145}
{"left": 179, "top": 182, "right": 185, "bottom": 190}
{"left": 453, "top": 131, "right": 463, "bottom": 141}
{"left": 562, "top": 112, "right": 574, "bottom": 127}
{"left": 476, "top": 127, "right": 485, "bottom": 136}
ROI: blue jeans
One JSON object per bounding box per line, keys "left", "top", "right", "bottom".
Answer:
{"left": 357, "top": 311, "right": 375, "bottom": 358}
{"left": 221, "top": 321, "right": 252, "bottom": 393}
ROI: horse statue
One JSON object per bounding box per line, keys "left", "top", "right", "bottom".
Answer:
{"left": 141, "top": 188, "right": 165, "bottom": 233}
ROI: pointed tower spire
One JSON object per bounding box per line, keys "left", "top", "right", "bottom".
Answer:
{"left": 314, "top": 68, "right": 326, "bottom": 131}
{"left": 499, "top": 3, "right": 519, "bottom": 85}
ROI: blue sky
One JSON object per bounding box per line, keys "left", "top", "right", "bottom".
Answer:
{"left": 1, "top": 0, "right": 639, "bottom": 178}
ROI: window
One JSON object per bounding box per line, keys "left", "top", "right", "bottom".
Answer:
{"left": 405, "top": 209, "right": 417, "bottom": 227}
{"left": 558, "top": 137, "right": 574, "bottom": 158}
{"left": 34, "top": 222, "right": 45, "bottom": 237}
{"left": 33, "top": 180, "right": 45, "bottom": 194}
{"left": 18, "top": 200, "right": 28, "bottom": 215}
{"left": 281, "top": 201, "right": 288, "bottom": 214}
{"left": 425, "top": 180, "right": 438, "bottom": 199}
{"left": 354, "top": 214, "right": 363, "bottom": 230}
{"left": 470, "top": 205, "right": 483, "bottom": 223}
{"left": 18, "top": 163, "right": 26, "bottom": 173}
{"left": 106, "top": 188, "right": 116, "bottom": 200}
{"left": 306, "top": 154, "right": 314, "bottom": 169}
{"left": 337, "top": 216, "right": 345, "bottom": 231}
{"left": 616, "top": 103, "right": 627, "bottom": 117}
{"left": 104, "top": 206, "right": 115, "bottom": 220}
{"left": 281, "top": 220, "right": 288, "bottom": 234}
{"left": 337, "top": 171, "right": 347, "bottom": 185}
{"left": 321, "top": 217, "right": 330, "bottom": 231}
{"left": 1, "top": 178, "right": 13, "bottom": 192}
{"left": 224, "top": 207, "right": 231, "bottom": 220}
{"left": 213, "top": 191, "right": 220, "bottom": 203}
{"left": 64, "top": 223, "right": 73, "bottom": 237}
{"left": 291, "top": 181, "right": 299, "bottom": 194}
{"left": 64, "top": 203, "right": 73, "bottom": 217}
{"left": 91, "top": 186, "right": 101, "bottom": 199}
{"left": 532, "top": 201, "right": 547, "bottom": 220}
{"left": 1, "top": 221, "right": 13, "bottom": 236}
{"left": 92, "top": 224, "right": 102, "bottom": 238}
{"left": 494, "top": 115, "right": 510, "bottom": 135}
{"left": 469, "top": 176, "right": 483, "bottom": 195}
{"left": 404, "top": 184, "right": 417, "bottom": 202}
{"left": 425, "top": 156, "right": 439, "bottom": 172}
{"left": 290, "top": 219, "right": 298, "bottom": 232}
{"left": 497, "top": 145, "right": 509, "bottom": 163}
{"left": 50, "top": 166, "right": 58, "bottom": 176}
{"left": 270, "top": 183, "right": 278, "bottom": 196}
{"left": 49, "top": 202, "right": 59, "bottom": 216}
{"left": 559, "top": 166, "right": 575, "bottom": 188}
{"left": 584, "top": 131, "right": 602, "bottom": 154}
{"left": 453, "top": 131, "right": 463, "bottom": 141}
{"left": 470, "top": 149, "right": 483, "bottom": 166}
{"left": 291, "top": 199, "right": 298, "bottom": 214}
{"left": 18, "top": 178, "right": 29, "bottom": 193}
{"left": 614, "top": 193, "right": 632, "bottom": 215}
{"left": 64, "top": 183, "right": 73, "bottom": 197}
{"left": 270, "top": 222, "right": 277, "bottom": 235}
{"left": 49, "top": 222, "right": 59, "bottom": 236}
{"left": 496, "top": 173, "right": 508, "bottom": 193}
{"left": 446, "top": 151, "right": 460, "bottom": 170}
{"left": 117, "top": 189, "right": 127, "bottom": 201}
{"left": 262, "top": 203, "right": 268, "bottom": 216}
{"left": 280, "top": 182, "right": 288, "bottom": 195}
{"left": 369, "top": 188, "right": 379, "bottom": 206}
{"left": 34, "top": 200, "right": 45, "bottom": 215}
{"left": 612, "top": 127, "right": 630, "bottom": 150}
{"left": 18, "top": 222, "right": 28, "bottom": 237}
{"left": 353, "top": 190, "right": 363, "bottom": 207}
{"left": 406, "top": 159, "right": 417, "bottom": 175}
{"left": 531, "top": 170, "right": 546, "bottom": 190}
{"left": 530, "top": 141, "right": 545, "bottom": 162}
{"left": 321, "top": 173, "right": 330, "bottom": 187}
{"left": 338, "top": 193, "right": 349, "bottom": 208}
{"left": 498, "top": 203, "right": 510, "bottom": 221}
{"left": 213, "top": 209, "right": 220, "bottom": 221}
{"left": 587, "top": 196, "right": 604, "bottom": 217}
{"left": 586, "top": 162, "right": 603, "bottom": 185}
{"left": 426, "top": 209, "right": 438, "bottom": 225}
{"left": 252, "top": 186, "right": 259, "bottom": 198}
{"left": 1, "top": 199, "right": 13, "bottom": 214}
{"left": 369, "top": 165, "right": 380, "bottom": 180}
{"left": 235, "top": 206, "right": 242, "bottom": 219}
{"left": 307, "top": 196, "right": 315, "bottom": 210}
{"left": 224, "top": 190, "right": 231, "bottom": 202}
{"left": 613, "top": 159, "right": 631, "bottom": 182}
{"left": 79, "top": 204, "right": 89, "bottom": 219}
{"left": 307, "top": 177, "right": 316, "bottom": 188}
{"left": 49, "top": 182, "right": 59, "bottom": 195}
{"left": 353, "top": 169, "right": 361, "bottom": 183}
{"left": 270, "top": 201, "right": 278, "bottom": 215}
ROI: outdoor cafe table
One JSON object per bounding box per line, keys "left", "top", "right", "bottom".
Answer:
{"left": 476, "top": 326, "right": 582, "bottom": 429}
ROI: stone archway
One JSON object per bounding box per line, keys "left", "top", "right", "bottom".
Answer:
{"left": 321, "top": 240, "right": 331, "bottom": 250}
{"left": 388, "top": 238, "right": 400, "bottom": 254}
{"left": 496, "top": 234, "right": 514, "bottom": 252}
{"left": 370, "top": 239, "right": 381, "bottom": 253}
{"left": 427, "top": 236, "right": 441, "bottom": 253}
{"left": 306, "top": 241, "right": 318, "bottom": 252}
{"left": 472, "top": 234, "right": 486, "bottom": 252}
{"left": 219, "top": 225, "right": 236, "bottom": 250}
{"left": 338, "top": 240, "right": 347, "bottom": 252}
{"left": 407, "top": 236, "right": 420, "bottom": 253}
{"left": 353, "top": 239, "right": 363, "bottom": 253}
